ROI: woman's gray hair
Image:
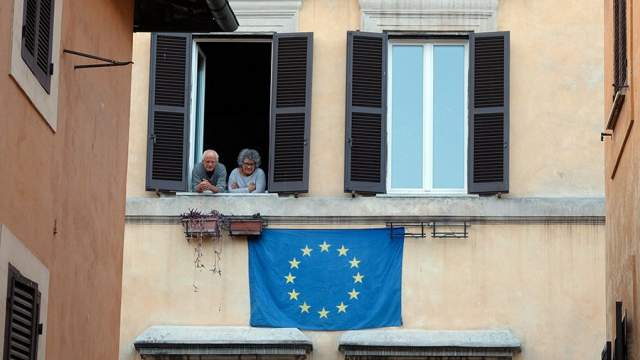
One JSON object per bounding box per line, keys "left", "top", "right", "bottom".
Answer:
{"left": 237, "top": 148, "right": 261, "bottom": 168}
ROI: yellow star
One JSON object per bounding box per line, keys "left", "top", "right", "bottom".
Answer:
{"left": 353, "top": 272, "right": 364, "bottom": 283}
{"left": 349, "top": 257, "right": 361, "bottom": 268}
{"left": 318, "top": 307, "right": 330, "bottom": 319}
{"left": 337, "top": 245, "right": 349, "bottom": 256}
{"left": 336, "top": 302, "right": 348, "bottom": 313}
{"left": 301, "top": 245, "right": 313, "bottom": 256}
{"left": 288, "top": 289, "right": 300, "bottom": 300}
{"left": 348, "top": 288, "right": 360, "bottom": 300}
{"left": 284, "top": 273, "right": 296, "bottom": 284}
{"left": 299, "top": 302, "right": 311, "bottom": 313}
{"left": 289, "top": 258, "right": 301, "bottom": 269}
{"left": 319, "top": 241, "right": 331, "bottom": 252}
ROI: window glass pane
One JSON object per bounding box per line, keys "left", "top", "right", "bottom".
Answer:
{"left": 391, "top": 45, "right": 423, "bottom": 189}
{"left": 433, "top": 45, "right": 465, "bottom": 189}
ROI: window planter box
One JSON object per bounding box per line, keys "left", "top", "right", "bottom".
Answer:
{"left": 228, "top": 218, "right": 263, "bottom": 236}
{"left": 181, "top": 218, "right": 220, "bottom": 237}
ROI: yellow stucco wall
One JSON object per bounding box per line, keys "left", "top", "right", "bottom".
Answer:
{"left": 121, "top": 0, "right": 606, "bottom": 359}
{"left": 119, "top": 222, "right": 605, "bottom": 360}
{"left": 125, "top": 0, "right": 603, "bottom": 198}
{"left": 498, "top": 0, "right": 604, "bottom": 197}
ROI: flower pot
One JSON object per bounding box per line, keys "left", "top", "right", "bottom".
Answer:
{"left": 229, "top": 219, "right": 263, "bottom": 236}
{"left": 182, "top": 218, "right": 220, "bottom": 237}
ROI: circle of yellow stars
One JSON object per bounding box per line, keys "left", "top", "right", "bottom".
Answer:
{"left": 284, "top": 241, "right": 363, "bottom": 320}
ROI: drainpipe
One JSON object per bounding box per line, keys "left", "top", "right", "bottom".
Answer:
{"left": 206, "top": 0, "right": 239, "bottom": 32}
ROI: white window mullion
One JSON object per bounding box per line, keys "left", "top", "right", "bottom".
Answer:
{"left": 386, "top": 44, "right": 394, "bottom": 193}
{"left": 423, "top": 44, "right": 433, "bottom": 192}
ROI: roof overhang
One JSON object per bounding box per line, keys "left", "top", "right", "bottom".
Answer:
{"left": 339, "top": 329, "right": 522, "bottom": 358}
{"left": 134, "top": 326, "right": 313, "bottom": 359}
{"left": 134, "top": 0, "right": 239, "bottom": 33}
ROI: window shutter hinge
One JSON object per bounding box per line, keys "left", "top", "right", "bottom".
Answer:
{"left": 21, "top": 25, "right": 25, "bottom": 38}
{"left": 38, "top": 323, "right": 43, "bottom": 335}
{"left": 49, "top": 63, "right": 54, "bottom": 75}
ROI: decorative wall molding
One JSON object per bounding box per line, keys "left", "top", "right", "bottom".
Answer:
{"left": 359, "top": 0, "right": 498, "bottom": 33}
{"left": 229, "top": 0, "right": 303, "bottom": 33}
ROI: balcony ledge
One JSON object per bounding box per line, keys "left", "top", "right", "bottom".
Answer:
{"left": 126, "top": 195, "right": 604, "bottom": 225}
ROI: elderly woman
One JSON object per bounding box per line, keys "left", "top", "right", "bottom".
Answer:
{"left": 228, "top": 148, "right": 266, "bottom": 193}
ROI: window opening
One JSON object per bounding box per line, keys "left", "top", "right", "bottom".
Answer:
{"left": 191, "top": 40, "right": 272, "bottom": 190}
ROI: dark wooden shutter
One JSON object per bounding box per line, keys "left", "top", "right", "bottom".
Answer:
{"left": 146, "top": 33, "right": 192, "bottom": 192}
{"left": 21, "top": 0, "right": 54, "bottom": 93}
{"left": 344, "top": 32, "right": 387, "bottom": 194}
{"left": 3, "top": 264, "right": 42, "bottom": 360}
{"left": 468, "top": 32, "right": 509, "bottom": 195}
{"left": 268, "top": 33, "right": 313, "bottom": 193}
{"left": 614, "top": 0, "right": 627, "bottom": 91}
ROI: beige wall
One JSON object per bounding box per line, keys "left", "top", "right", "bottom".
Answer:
{"left": 0, "top": 0, "right": 133, "bottom": 357}
{"left": 119, "top": 222, "right": 605, "bottom": 360}
{"left": 498, "top": 0, "right": 603, "bottom": 197}
{"left": 126, "top": 0, "right": 603, "bottom": 198}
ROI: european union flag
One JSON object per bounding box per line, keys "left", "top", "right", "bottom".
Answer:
{"left": 249, "top": 228, "right": 404, "bottom": 330}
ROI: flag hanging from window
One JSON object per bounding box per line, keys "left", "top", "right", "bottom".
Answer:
{"left": 249, "top": 228, "right": 404, "bottom": 330}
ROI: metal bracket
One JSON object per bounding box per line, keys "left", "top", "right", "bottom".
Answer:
{"left": 63, "top": 49, "right": 133, "bottom": 70}
{"left": 388, "top": 221, "right": 469, "bottom": 239}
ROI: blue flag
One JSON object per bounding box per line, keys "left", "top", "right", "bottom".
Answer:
{"left": 249, "top": 228, "right": 404, "bottom": 330}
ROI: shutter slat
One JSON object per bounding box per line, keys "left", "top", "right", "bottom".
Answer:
{"left": 269, "top": 33, "right": 313, "bottom": 193}
{"left": 468, "top": 32, "right": 509, "bottom": 194}
{"left": 344, "top": 32, "right": 387, "bottom": 193}
{"left": 146, "top": 33, "right": 191, "bottom": 191}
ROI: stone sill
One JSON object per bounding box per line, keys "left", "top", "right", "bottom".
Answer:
{"left": 126, "top": 196, "right": 605, "bottom": 225}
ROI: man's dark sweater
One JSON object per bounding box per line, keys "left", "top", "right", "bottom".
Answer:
{"left": 191, "top": 162, "right": 227, "bottom": 192}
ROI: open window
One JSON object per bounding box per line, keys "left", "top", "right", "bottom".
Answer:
{"left": 145, "top": 32, "right": 313, "bottom": 194}
{"left": 344, "top": 31, "right": 509, "bottom": 195}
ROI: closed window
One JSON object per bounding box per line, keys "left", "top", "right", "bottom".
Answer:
{"left": 345, "top": 32, "right": 509, "bottom": 195}
{"left": 388, "top": 41, "right": 467, "bottom": 193}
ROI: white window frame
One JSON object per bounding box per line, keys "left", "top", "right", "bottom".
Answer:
{"left": 386, "top": 39, "right": 469, "bottom": 195}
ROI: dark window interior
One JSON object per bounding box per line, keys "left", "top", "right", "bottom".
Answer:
{"left": 199, "top": 41, "right": 272, "bottom": 182}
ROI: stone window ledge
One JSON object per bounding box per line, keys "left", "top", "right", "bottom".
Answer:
{"left": 126, "top": 196, "right": 605, "bottom": 225}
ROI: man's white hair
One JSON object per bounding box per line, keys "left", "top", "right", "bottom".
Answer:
{"left": 202, "top": 149, "right": 219, "bottom": 161}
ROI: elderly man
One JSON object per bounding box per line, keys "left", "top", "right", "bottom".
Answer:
{"left": 191, "top": 150, "right": 227, "bottom": 193}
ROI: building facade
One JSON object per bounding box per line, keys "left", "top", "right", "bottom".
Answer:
{"left": 121, "top": 0, "right": 605, "bottom": 359}
{"left": 0, "top": 0, "right": 133, "bottom": 358}
{"left": 604, "top": 0, "right": 638, "bottom": 357}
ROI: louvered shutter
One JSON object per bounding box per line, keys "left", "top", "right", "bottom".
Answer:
{"left": 344, "top": 32, "right": 387, "bottom": 194}
{"left": 614, "top": 0, "right": 627, "bottom": 90}
{"left": 4, "top": 264, "right": 42, "bottom": 360}
{"left": 21, "top": 0, "right": 54, "bottom": 93}
{"left": 146, "top": 33, "right": 192, "bottom": 192}
{"left": 468, "top": 32, "right": 509, "bottom": 194}
{"left": 268, "top": 33, "right": 313, "bottom": 193}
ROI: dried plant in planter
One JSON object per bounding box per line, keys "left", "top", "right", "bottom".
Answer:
{"left": 180, "top": 209, "right": 230, "bottom": 281}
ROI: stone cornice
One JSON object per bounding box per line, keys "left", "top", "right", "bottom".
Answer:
{"left": 230, "top": 0, "right": 303, "bottom": 32}
{"left": 359, "top": 0, "right": 499, "bottom": 33}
